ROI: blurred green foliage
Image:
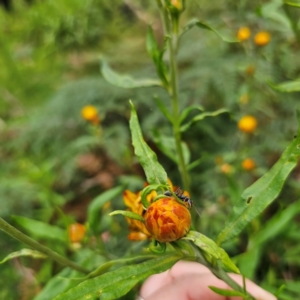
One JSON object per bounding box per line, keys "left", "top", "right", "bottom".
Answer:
{"left": 1, "top": 0, "right": 300, "bottom": 299}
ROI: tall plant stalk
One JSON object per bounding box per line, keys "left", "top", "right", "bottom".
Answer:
{"left": 0, "top": 217, "right": 90, "bottom": 274}
{"left": 157, "top": 0, "right": 190, "bottom": 191}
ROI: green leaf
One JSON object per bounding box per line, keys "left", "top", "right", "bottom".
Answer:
{"left": 141, "top": 184, "right": 169, "bottom": 208}
{"left": 269, "top": 80, "right": 300, "bottom": 92}
{"left": 284, "top": 1, "right": 300, "bottom": 8}
{"left": 146, "top": 26, "right": 169, "bottom": 88}
{"left": 85, "top": 255, "right": 156, "bottom": 280}
{"left": 180, "top": 108, "right": 229, "bottom": 132}
{"left": 109, "top": 210, "right": 145, "bottom": 223}
{"left": 235, "top": 247, "right": 262, "bottom": 280}
{"left": 181, "top": 19, "right": 238, "bottom": 43}
{"left": 53, "top": 254, "right": 181, "bottom": 300}
{"left": 183, "top": 231, "right": 240, "bottom": 274}
{"left": 261, "top": 1, "right": 291, "bottom": 29}
{"left": 12, "top": 216, "right": 66, "bottom": 243}
{"left": 0, "top": 249, "right": 46, "bottom": 264}
{"left": 152, "top": 131, "right": 190, "bottom": 164}
{"left": 251, "top": 200, "right": 300, "bottom": 246}
{"left": 34, "top": 251, "right": 105, "bottom": 300}
{"left": 88, "top": 186, "right": 124, "bottom": 231}
{"left": 129, "top": 101, "right": 168, "bottom": 186}
{"left": 217, "top": 129, "right": 300, "bottom": 245}
{"left": 154, "top": 95, "right": 173, "bottom": 123}
{"left": 209, "top": 286, "right": 245, "bottom": 297}
{"left": 179, "top": 105, "right": 204, "bottom": 124}
{"left": 101, "top": 60, "right": 162, "bottom": 89}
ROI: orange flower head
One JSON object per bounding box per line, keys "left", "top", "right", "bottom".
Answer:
{"left": 81, "top": 105, "right": 100, "bottom": 124}
{"left": 237, "top": 27, "right": 251, "bottom": 41}
{"left": 144, "top": 198, "right": 191, "bottom": 243}
{"left": 242, "top": 158, "right": 256, "bottom": 171}
{"left": 238, "top": 115, "right": 258, "bottom": 133}
{"left": 68, "top": 223, "right": 86, "bottom": 243}
{"left": 254, "top": 31, "right": 271, "bottom": 46}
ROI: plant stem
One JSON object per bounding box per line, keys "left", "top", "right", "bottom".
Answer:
{"left": 0, "top": 217, "right": 90, "bottom": 274}
{"left": 158, "top": 1, "right": 190, "bottom": 191}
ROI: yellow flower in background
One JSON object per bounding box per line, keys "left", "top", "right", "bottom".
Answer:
{"left": 68, "top": 223, "right": 86, "bottom": 243}
{"left": 237, "top": 27, "right": 251, "bottom": 41}
{"left": 242, "top": 158, "right": 256, "bottom": 171}
{"left": 144, "top": 197, "right": 191, "bottom": 242}
{"left": 220, "top": 163, "right": 232, "bottom": 174}
{"left": 238, "top": 115, "right": 258, "bottom": 133}
{"left": 254, "top": 31, "right": 271, "bottom": 46}
{"left": 81, "top": 105, "right": 100, "bottom": 125}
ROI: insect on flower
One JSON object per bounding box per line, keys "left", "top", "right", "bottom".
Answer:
{"left": 164, "top": 187, "right": 201, "bottom": 217}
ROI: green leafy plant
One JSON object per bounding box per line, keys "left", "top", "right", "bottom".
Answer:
{"left": 1, "top": 0, "right": 300, "bottom": 299}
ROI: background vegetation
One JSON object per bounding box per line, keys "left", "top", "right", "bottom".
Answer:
{"left": 1, "top": 0, "right": 300, "bottom": 299}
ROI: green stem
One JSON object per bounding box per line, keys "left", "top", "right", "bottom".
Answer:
{"left": 158, "top": 1, "right": 190, "bottom": 191}
{"left": 0, "top": 218, "right": 90, "bottom": 274}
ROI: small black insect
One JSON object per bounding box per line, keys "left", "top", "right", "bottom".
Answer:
{"left": 164, "top": 187, "right": 192, "bottom": 208}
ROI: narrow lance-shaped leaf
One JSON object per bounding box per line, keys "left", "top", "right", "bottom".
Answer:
{"left": 54, "top": 254, "right": 181, "bottom": 300}
{"left": 154, "top": 95, "right": 173, "bottom": 124}
{"left": 109, "top": 210, "right": 145, "bottom": 223}
{"left": 217, "top": 115, "right": 300, "bottom": 245}
{"left": 284, "top": 1, "right": 300, "bottom": 8}
{"left": 179, "top": 105, "right": 204, "bottom": 124}
{"left": 146, "top": 26, "right": 169, "bottom": 88}
{"left": 0, "top": 249, "right": 46, "bottom": 264}
{"left": 88, "top": 186, "right": 124, "bottom": 231}
{"left": 129, "top": 100, "right": 168, "bottom": 186}
{"left": 12, "top": 216, "right": 67, "bottom": 243}
{"left": 269, "top": 80, "right": 300, "bottom": 93}
{"left": 181, "top": 19, "right": 239, "bottom": 43}
{"left": 183, "top": 231, "right": 240, "bottom": 274}
{"left": 180, "top": 108, "right": 229, "bottom": 132}
{"left": 209, "top": 286, "right": 246, "bottom": 298}
{"left": 101, "top": 60, "right": 162, "bottom": 89}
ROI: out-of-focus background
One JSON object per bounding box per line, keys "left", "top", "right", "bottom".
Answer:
{"left": 1, "top": 0, "right": 300, "bottom": 299}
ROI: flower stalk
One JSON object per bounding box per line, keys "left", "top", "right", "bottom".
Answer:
{"left": 0, "top": 217, "right": 90, "bottom": 274}
{"left": 158, "top": 0, "right": 190, "bottom": 191}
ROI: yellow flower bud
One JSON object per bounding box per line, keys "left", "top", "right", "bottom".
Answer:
{"left": 144, "top": 198, "right": 191, "bottom": 242}
{"left": 220, "top": 163, "right": 232, "bottom": 174}
{"left": 238, "top": 115, "right": 258, "bottom": 133}
{"left": 237, "top": 27, "right": 251, "bottom": 41}
{"left": 254, "top": 31, "right": 271, "bottom": 46}
{"left": 171, "top": 0, "right": 183, "bottom": 10}
{"left": 68, "top": 223, "right": 86, "bottom": 243}
{"left": 242, "top": 158, "right": 256, "bottom": 171}
{"left": 81, "top": 105, "right": 100, "bottom": 124}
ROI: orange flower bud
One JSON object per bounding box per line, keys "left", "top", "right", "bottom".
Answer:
{"left": 242, "top": 158, "right": 256, "bottom": 171}
{"left": 238, "top": 115, "right": 258, "bottom": 133}
{"left": 171, "top": 0, "right": 183, "bottom": 10}
{"left": 68, "top": 223, "right": 86, "bottom": 243}
{"left": 81, "top": 105, "right": 100, "bottom": 124}
{"left": 144, "top": 198, "right": 191, "bottom": 242}
{"left": 254, "top": 31, "right": 271, "bottom": 46}
{"left": 237, "top": 27, "right": 251, "bottom": 41}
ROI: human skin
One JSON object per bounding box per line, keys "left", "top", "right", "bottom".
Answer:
{"left": 139, "top": 261, "right": 277, "bottom": 300}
